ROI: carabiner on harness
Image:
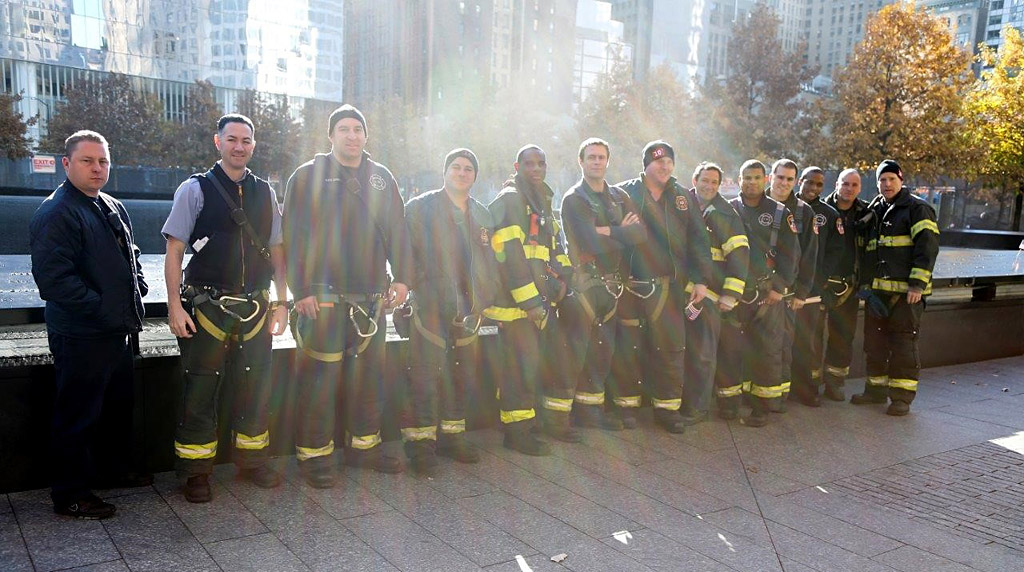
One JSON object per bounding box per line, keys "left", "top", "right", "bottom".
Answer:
{"left": 455, "top": 313, "right": 483, "bottom": 336}
{"left": 625, "top": 279, "right": 657, "bottom": 299}
{"left": 604, "top": 276, "right": 625, "bottom": 299}
{"left": 349, "top": 303, "right": 379, "bottom": 338}
{"left": 213, "top": 294, "right": 262, "bottom": 322}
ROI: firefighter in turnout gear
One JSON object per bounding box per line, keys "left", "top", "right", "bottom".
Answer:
{"left": 614, "top": 142, "right": 712, "bottom": 433}
{"left": 766, "top": 159, "right": 818, "bottom": 412}
{"left": 821, "top": 169, "right": 870, "bottom": 401}
{"left": 162, "top": 115, "right": 289, "bottom": 503}
{"left": 284, "top": 105, "right": 413, "bottom": 486}
{"left": 721, "top": 160, "right": 800, "bottom": 427}
{"left": 851, "top": 160, "right": 939, "bottom": 416}
{"left": 485, "top": 145, "right": 572, "bottom": 455}
{"left": 561, "top": 138, "right": 646, "bottom": 432}
{"left": 790, "top": 167, "right": 843, "bottom": 407}
{"left": 399, "top": 149, "right": 498, "bottom": 475}
{"left": 683, "top": 162, "right": 749, "bottom": 424}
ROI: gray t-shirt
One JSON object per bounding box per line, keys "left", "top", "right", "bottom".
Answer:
{"left": 161, "top": 176, "right": 283, "bottom": 247}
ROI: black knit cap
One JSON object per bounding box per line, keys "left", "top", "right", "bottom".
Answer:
{"left": 642, "top": 140, "right": 675, "bottom": 168}
{"left": 444, "top": 148, "right": 479, "bottom": 180}
{"left": 876, "top": 159, "right": 903, "bottom": 181}
{"left": 328, "top": 104, "right": 367, "bottom": 136}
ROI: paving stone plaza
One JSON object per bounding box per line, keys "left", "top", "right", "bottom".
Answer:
{"left": 1, "top": 355, "right": 1022, "bottom": 571}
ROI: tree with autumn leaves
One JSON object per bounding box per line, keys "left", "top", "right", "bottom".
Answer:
{"left": 814, "top": 3, "right": 972, "bottom": 181}
{"left": 963, "top": 27, "right": 1024, "bottom": 229}
{"left": 0, "top": 92, "right": 35, "bottom": 161}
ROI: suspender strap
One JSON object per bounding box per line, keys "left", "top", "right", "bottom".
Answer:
{"left": 768, "top": 201, "right": 785, "bottom": 256}
{"left": 203, "top": 170, "right": 271, "bottom": 260}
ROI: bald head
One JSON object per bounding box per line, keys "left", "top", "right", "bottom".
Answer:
{"left": 835, "top": 168, "right": 862, "bottom": 209}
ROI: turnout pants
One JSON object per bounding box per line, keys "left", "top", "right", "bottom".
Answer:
{"left": 539, "top": 296, "right": 589, "bottom": 423}
{"left": 780, "top": 303, "right": 796, "bottom": 400}
{"left": 48, "top": 332, "right": 135, "bottom": 504}
{"left": 683, "top": 296, "right": 722, "bottom": 414}
{"left": 400, "top": 299, "right": 478, "bottom": 448}
{"left": 823, "top": 292, "right": 859, "bottom": 390}
{"left": 716, "top": 297, "right": 785, "bottom": 415}
{"left": 175, "top": 294, "right": 273, "bottom": 476}
{"left": 292, "top": 297, "right": 386, "bottom": 472}
{"left": 496, "top": 317, "right": 541, "bottom": 432}
{"left": 570, "top": 280, "right": 620, "bottom": 413}
{"left": 614, "top": 280, "right": 686, "bottom": 413}
{"left": 792, "top": 304, "right": 826, "bottom": 398}
{"left": 863, "top": 295, "right": 924, "bottom": 404}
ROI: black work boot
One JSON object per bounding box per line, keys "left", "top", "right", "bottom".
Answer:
{"left": 573, "top": 404, "right": 622, "bottom": 431}
{"left": 437, "top": 433, "right": 481, "bottom": 463}
{"left": 619, "top": 408, "right": 638, "bottom": 429}
{"left": 404, "top": 441, "right": 440, "bottom": 477}
{"left": 886, "top": 400, "right": 910, "bottom": 416}
{"left": 741, "top": 399, "right": 769, "bottom": 428}
{"left": 850, "top": 392, "right": 887, "bottom": 405}
{"left": 299, "top": 458, "right": 336, "bottom": 489}
{"left": 54, "top": 493, "right": 116, "bottom": 520}
{"left": 542, "top": 410, "right": 583, "bottom": 443}
{"left": 238, "top": 465, "right": 282, "bottom": 489}
{"left": 823, "top": 383, "right": 845, "bottom": 402}
{"left": 790, "top": 386, "right": 822, "bottom": 408}
{"left": 345, "top": 447, "right": 404, "bottom": 474}
{"left": 654, "top": 409, "right": 686, "bottom": 434}
{"left": 184, "top": 474, "right": 212, "bottom": 503}
{"left": 503, "top": 423, "right": 551, "bottom": 456}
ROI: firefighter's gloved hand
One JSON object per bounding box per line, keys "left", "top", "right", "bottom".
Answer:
{"left": 545, "top": 276, "right": 567, "bottom": 304}
{"left": 392, "top": 303, "right": 412, "bottom": 339}
{"left": 853, "top": 210, "right": 876, "bottom": 231}
{"left": 527, "top": 305, "right": 547, "bottom": 329}
{"left": 857, "top": 287, "right": 890, "bottom": 318}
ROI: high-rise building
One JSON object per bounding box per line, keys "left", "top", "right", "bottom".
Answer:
{"left": 803, "top": 0, "right": 889, "bottom": 78}
{"left": 574, "top": 0, "right": 632, "bottom": 103}
{"left": 922, "top": 0, "right": 987, "bottom": 74}
{"left": 981, "top": 0, "right": 1018, "bottom": 59}
{"left": 343, "top": 0, "right": 576, "bottom": 114}
{"left": 610, "top": 0, "right": 758, "bottom": 88}
{"left": 1, "top": 0, "right": 345, "bottom": 141}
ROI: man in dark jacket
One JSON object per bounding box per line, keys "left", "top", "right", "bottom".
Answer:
{"left": 684, "top": 162, "right": 748, "bottom": 425}
{"left": 724, "top": 160, "right": 800, "bottom": 427}
{"left": 485, "top": 145, "right": 571, "bottom": 455}
{"left": 852, "top": 160, "right": 939, "bottom": 416}
{"left": 766, "top": 159, "right": 817, "bottom": 412}
{"left": 821, "top": 169, "right": 869, "bottom": 401}
{"left": 162, "top": 114, "right": 289, "bottom": 501}
{"left": 400, "top": 148, "right": 497, "bottom": 474}
{"left": 284, "top": 105, "right": 413, "bottom": 482}
{"left": 30, "top": 130, "right": 149, "bottom": 519}
{"left": 561, "top": 138, "right": 646, "bottom": 432}
{"left": 614, "top": 142, "right": 711, "bottom": 433}
{"left": 790, "top": 166, "right": 842, "bottom": 407}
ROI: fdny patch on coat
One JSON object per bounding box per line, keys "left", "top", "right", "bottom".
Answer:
{"left": 675, "top": 195, "right": 688, "bottom": 211}
{"left": 369, "top": 173, "right": 387, "bottom": 191}
{"left": 814, "top": 213, "right": 827, "bottom": 230}
{"left": 787, "top": 214, "right": 798, "bottom": 233}
{"left": 479, "top": 227, "right": 489, "bottom": 246}
{"left": 836, "top": 218, "right": 845, "bottom": 235}
{"left": 758, "top": 212, "right": 774, "bottom": 226}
